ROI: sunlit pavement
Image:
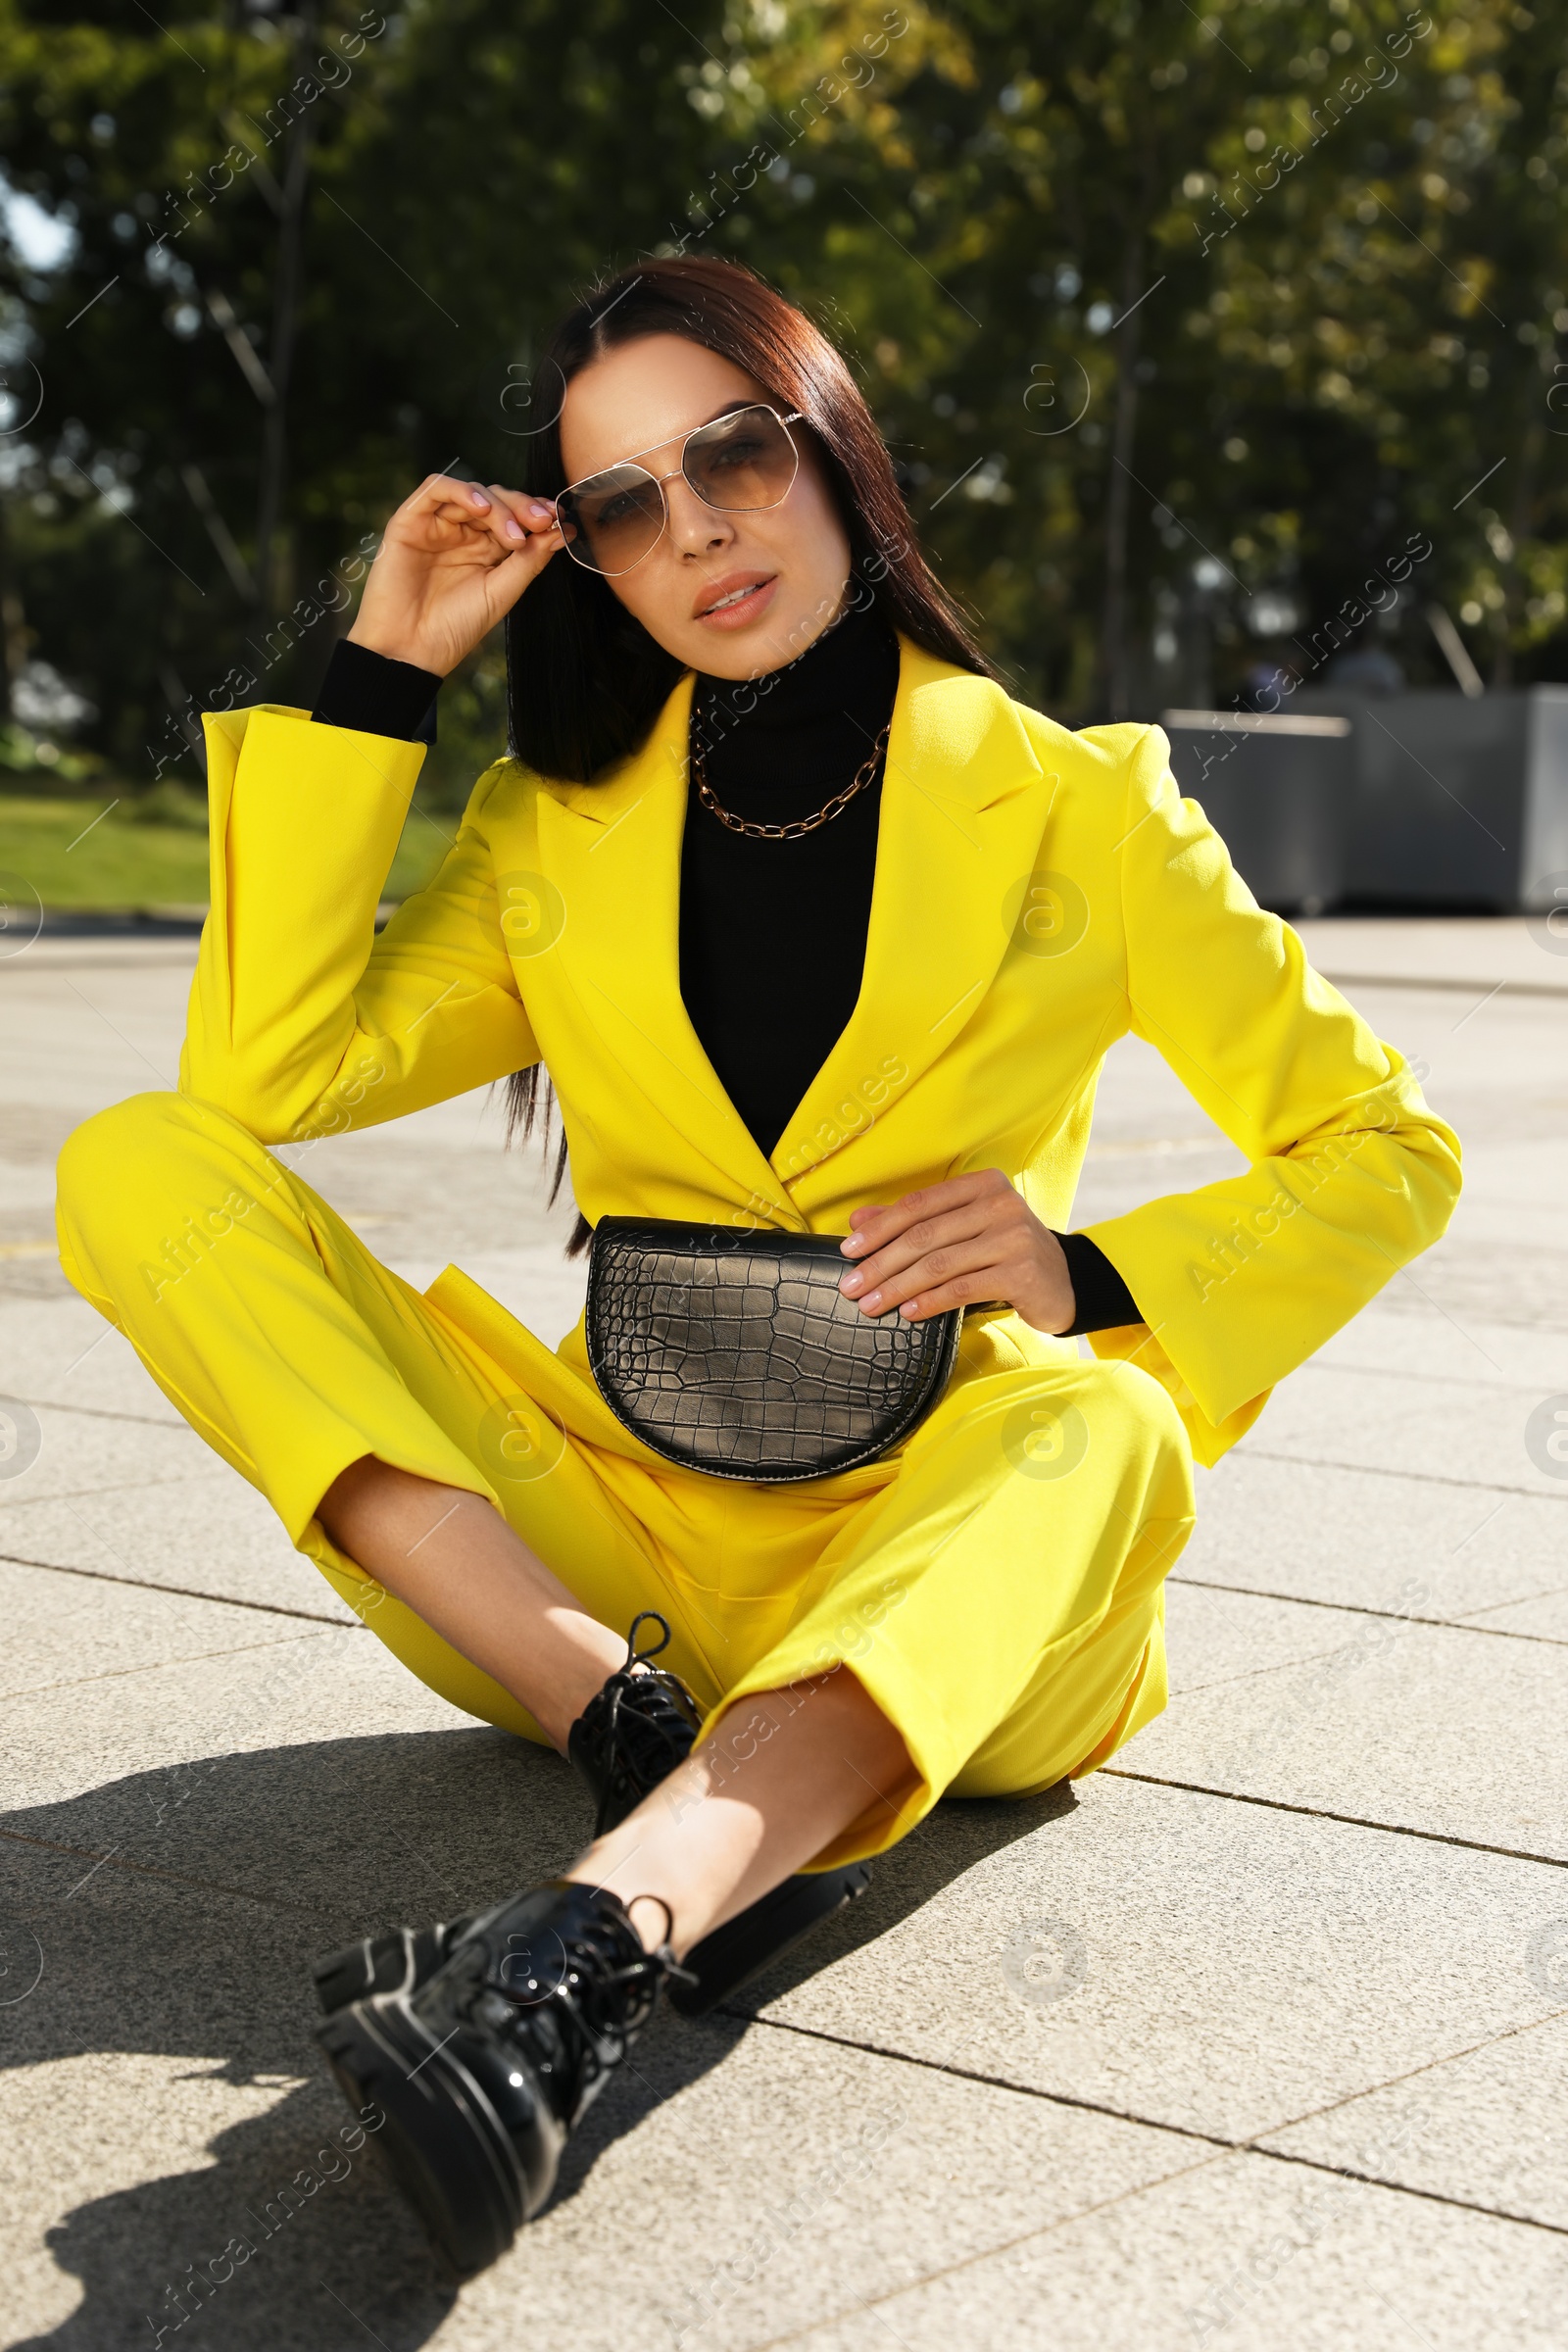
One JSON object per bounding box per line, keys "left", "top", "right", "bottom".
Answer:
{"left": 2, "top": 917, "right": 1565, "bottom": 2352}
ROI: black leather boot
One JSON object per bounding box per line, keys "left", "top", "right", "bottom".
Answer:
{"left": 568, "top": 1619, "right": 872, "bottom": 2013}
{"left": 312, "top": 1614, "right": 696, "bottom": 2014}
{"left": 312, "top": 1612, "right": 869, "bottom": 2024}
{"left": 317, "top": 1878, "right": 680, "bottom": 2277}
{"left": 565, "top": 1608, "right": 704, "bottom": 1833}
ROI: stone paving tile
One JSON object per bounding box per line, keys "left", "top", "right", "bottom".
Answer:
{"left": 1360, "top": 1149, "right": 1568, "bottom": 1333}
{"left": 0, "top": 1875, "right": 456, "bottom": 2352}
{"left": 1452, "top": 1133, "right": 1568, "bottom": 1221}
{"left": 0, "top": 1398, "right": 211, "bottom": 1510}
{"left": 1343, "top": 956, "right": 1568, "bottom": 1042}
{"left": 264, "top": 1088, "right": 581, "bottom": 1272}
{"left": 1311, "top": 1300, "right": 1568, "bottom": 1390}
{"left": 12, "top": 1625, "right": 1555, "bottom": 2182}
{"left": 0, "top": 1474, "right": 358, "bottom": 1623}
{"left": 1232, "top": 1359, "right": 1559, "bottom": 1496}
{"left": 0, "top": 1875, "right": 1200, "bottom": 2352}
{"left": 1129, "top": 1606, "right": 1568, "bottom": 1863}
{"left": 0, "top": 1590, "right": 1204, "bottom": 2352}
{"left": 0, "top": 1301, "right": 183, "bottom": 1425}
{"left": 1259, "top": 2008, "right": 1568, "bottom": 2233}
{"left": 6, "top": 1856, "right": 1560, "bottom": 2352}
{"left": 0, "top": 1555, "right": 321, "bottom": 1702}
{"left": 2, "top": 2052, "right": 321, "bottom": 2351}
{"left": 1296, "top": 914, "right": 1558, "bottom": 990}
{"left": 384, "top": 1245, "right": 588, "bottom": 1354}
{"left": 1162, "top": 1582, "right": 1368, "bottom": 1697}
{"left": 1176, "top": 1450, "right": 1568, "bottom": 1625}
{"left": 0, "top": 963, "right": 187, "bottom": 1128}
{"left": 433, "top": 2028, "right": 1207, "bottom": 2352}
{"left": 0, "top": 1152, "right": 60, "bottom": 1226}
{"left": 1466, "top": 1588, "right": 1568, "bottom": 1642}
{"left": 0, "top": 1624, "right": 589, "bottom": 1930}
{"left": 731, "top": 1774, "right": 1564, "bottom": 2145}
{"left": 775, "top": 2143, "right": 1566, "bottom": 2352}
{"left": 5, "top": 929, "right": 1564, "bottom": 2349}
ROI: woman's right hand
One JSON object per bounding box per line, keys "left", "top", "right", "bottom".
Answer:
{"left": 348, "top": 474, "right": 564, "bottom": 677}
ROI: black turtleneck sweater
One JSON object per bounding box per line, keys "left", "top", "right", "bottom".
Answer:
{"left": 309, "top": 617, "right": 1140, "bottom": 1335}
{"left": 683, "top": 596, "right": 896, "bottom": 1156}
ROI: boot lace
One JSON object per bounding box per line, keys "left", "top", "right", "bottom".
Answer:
{"left": 492, "top": 1890, "right": 695, "bottom": 2098}
{"left": 590, "top": 1610, "right": 702, "bottom": 1836}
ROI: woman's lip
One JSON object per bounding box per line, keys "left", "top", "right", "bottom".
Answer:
{"left": 695, "top": 575, "right": 778, "bottom": 628}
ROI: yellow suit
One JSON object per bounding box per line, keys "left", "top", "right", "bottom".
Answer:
{"left": 55, "top": 641, "right": 1459, "bottom": 1867}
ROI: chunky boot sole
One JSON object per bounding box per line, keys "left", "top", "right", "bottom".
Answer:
{"left": 314, "top": 1868, "right": 869, "bottom": 2026}
{"left": 669, "top": 1862, "right": 871, "bottom": 2018}
{"left": 312, "top": 1919, "right": 474, "bottom": 2015}
{"left": 316, "top": 1991, "right": 550, "bottom": 2279}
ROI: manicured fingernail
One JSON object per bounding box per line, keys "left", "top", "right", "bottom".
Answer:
{"left": 505, "top": 517, "right": 524, "bottom": 540}
{"left": 527, "top": 499, "right": 553, "bottom": 518}
{"left": 860, "top": 1289, "right": 882, "bottom": 1310}
{"left": 469, "top": 488, "right": 491, "bottom": 509}
{"left": 840, "top": 1270, "right": 864, "bottom": 1295}
{"left": 841, "top": 1233, "right": 866, "bottom": 1254}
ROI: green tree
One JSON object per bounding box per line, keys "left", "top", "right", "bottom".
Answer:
{"left": 0, "top": 0, "right": 732, "bottom": 780}
{"left": 2, "top": 0, "right": 1565, "bottom": 786}
{"left": 698, "top": 0, "right": 1568, "bottom": 709}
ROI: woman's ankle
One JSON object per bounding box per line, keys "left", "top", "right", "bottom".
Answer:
{"left": 558, "top": 1673, "right": 908, "bottom": 1956}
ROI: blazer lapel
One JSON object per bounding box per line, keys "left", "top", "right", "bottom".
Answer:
{"left": 535, "top": 638, "right": 1051, "bottom": 1224}
{"left": 769, "top": 638, "right": 1050, "bottom": 1191}
{"left": 535, "top": 672, "right": 800, "bottom": 1224}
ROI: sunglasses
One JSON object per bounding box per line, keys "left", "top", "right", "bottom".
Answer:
{"left": 555, "top": 403, "right": 806, "bottom": 578}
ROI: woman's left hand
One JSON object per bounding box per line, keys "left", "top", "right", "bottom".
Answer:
{"left": 838, "top": 1169, "right": 1076, "bottom": 1334}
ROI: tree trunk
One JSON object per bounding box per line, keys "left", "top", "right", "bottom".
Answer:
{"left": 0, "top": 494, "right": 28, "bottom": 719}
{"left": 1492, "top": 392, "right": 1544, "bottom": 691}
{"left": 253, "top": 7, "right": 319, "bottom": 625}
{"left": 1097, "top": 220, "right": 1146, "bottom": 720}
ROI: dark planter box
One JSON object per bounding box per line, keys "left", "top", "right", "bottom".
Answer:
{"left": 1160, "top": 690, "right": 1568, "bottom": 912}
{"left": 1291, "top": 687, "right": 1568, "bottom": 911}
{"left": 1160, "top": 709, "right": 1354, "bottom": 914}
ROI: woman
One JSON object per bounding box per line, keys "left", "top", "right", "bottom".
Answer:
{"left": 55, "top": 257, "right": 1459, "bottom": 2275}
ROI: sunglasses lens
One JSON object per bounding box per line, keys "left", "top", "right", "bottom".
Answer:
{"left": 684, "top": 407, "right": 798, "bottom": 512}
{"left": 557, "top": 466, "right": 664, "bottom": 574}
{"left": 558, "top": 410, "right": 799, "bottom": 573}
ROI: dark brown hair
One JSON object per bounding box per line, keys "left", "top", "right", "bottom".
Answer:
{"left": 503, "top": 255, "right": 997, "bottom": 1232}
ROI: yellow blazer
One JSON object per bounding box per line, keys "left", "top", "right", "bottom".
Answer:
{"left": 184, "top": 638, "right": 1460, "bottom": 1468}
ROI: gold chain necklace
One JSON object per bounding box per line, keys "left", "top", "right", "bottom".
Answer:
{"left": 691, "top": 721, "right": 891, "bottom": 843}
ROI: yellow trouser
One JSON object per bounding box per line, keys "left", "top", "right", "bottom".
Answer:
{"left": 55, "top": 1094, "right": 1196, "bottom": 1868}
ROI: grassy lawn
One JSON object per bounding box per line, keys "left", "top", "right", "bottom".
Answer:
{"left": 0, "top": 789, "right": 451, "bottom": 910}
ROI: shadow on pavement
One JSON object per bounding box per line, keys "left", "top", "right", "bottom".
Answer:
{"left": 0, "top": 1731, "right": 1069, "bottom": 2349}
{"left": 721, "top": 1782, "right": 1080, "bottom": 2019}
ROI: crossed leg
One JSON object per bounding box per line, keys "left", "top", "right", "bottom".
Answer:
{"left": 57, "top": 1090, "right": 1190, "bottom": 1971}
{"left": 317, "top": 1454, "right": 912, "bottom": 1956}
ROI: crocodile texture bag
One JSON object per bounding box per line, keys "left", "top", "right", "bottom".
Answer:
{"left": 585, "top": 1218, "right": 962, "bottom": 1483}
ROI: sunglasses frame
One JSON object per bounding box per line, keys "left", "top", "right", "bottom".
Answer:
{"left": 556, "top": 403, "right": 807, "bottom": 577}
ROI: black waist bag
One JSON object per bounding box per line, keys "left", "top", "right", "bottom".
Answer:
{"left": 585, "top": 1217, "right": 962, "bottom": 1484}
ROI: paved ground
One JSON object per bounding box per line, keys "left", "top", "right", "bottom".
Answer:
{"left": 2, "top": 915, "right": 1566, "bottom": 2351}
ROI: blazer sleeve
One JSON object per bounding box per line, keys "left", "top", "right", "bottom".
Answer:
{"left": 1078, "top": 723, "right": 1461, "bottom": 1466}
{"left": 180, "top": 704, "right": 538, "bottom": 1144}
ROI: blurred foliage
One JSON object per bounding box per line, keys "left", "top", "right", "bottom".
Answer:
{"left": 417, "top": 641, "right": 511, "bottom": 810}
{"left": 1, "top": 0, "right": 1565, "bottom": 819}
{"left": 124, "top": 774, "right": 208, "bottom": 825}
{"left": 0, "top": 712, "right": 103, "bottom": 781}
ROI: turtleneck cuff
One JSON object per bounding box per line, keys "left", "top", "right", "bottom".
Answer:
{"left": 312, "top": 638, "right": 442, "bottom": 743}
{"left": 1056, "top": 1232, "right": 1143, "bottom": 1334}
